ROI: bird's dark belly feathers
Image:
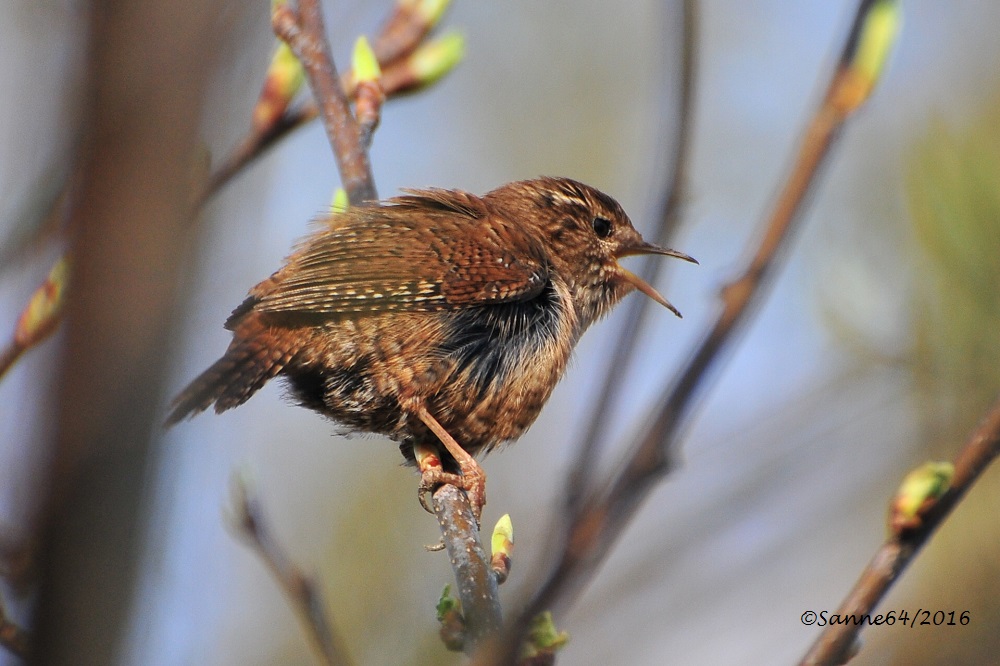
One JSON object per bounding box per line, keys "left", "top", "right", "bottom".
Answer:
{"left": 283, "top": 281, "right": 573, "bottom": 457}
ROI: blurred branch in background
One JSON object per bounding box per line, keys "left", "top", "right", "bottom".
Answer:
{"left": 482, "top": 1, "right": 901, "bottom": 663}
{"left": 28, "top": 0, "right": 244, "bottom": 663}
{"left": 881, "top": 108, "right": 1000, "bottom": 665}
{"left": 564, "top": 0, "right": 699, "bottom": 515}
{"left": 229, "top": 476, "right": 354, "bottom": 666}
{"left": 801, "top": 392, "right": 1000, "bottom": 665}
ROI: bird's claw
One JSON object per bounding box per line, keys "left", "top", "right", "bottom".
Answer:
{"left": 417, "top": 467, "right": 486, "bottom": 528}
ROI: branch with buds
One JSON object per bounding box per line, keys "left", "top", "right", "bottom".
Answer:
{"left": 801, "top": 393, "right": 1000, "bottom": 665}
{"left": 201, "top": 0, "right": 463, "bottom": 207}
{"left": 210, "top": 1, "right": 499, "bottom": 661}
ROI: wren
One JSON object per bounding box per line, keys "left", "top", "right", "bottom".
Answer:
{"left": 167, "top": 177, "right": 695, "bottom": 520}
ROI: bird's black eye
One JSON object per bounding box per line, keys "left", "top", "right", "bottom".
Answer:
{"left": 592, "top": 216, "right": 613, "bottom": 238}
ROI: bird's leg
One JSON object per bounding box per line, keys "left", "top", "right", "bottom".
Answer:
{"left": 412, "top": 403, "right": 486, "bottom": 526}
{"left": 413, "top": 442, "right": 465, "bottom": 514}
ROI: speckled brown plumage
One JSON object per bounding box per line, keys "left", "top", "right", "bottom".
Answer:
{"left": 167, "top": 177, "right": 695, "bottom": 518}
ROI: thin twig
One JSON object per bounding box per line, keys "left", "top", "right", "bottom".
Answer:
{"left": 372, "top": 0, "right": 443, "bottom": 66}
{"left": 800, "top": 393, "right": 1000, "bottom": 665}
{"left": 477, "top": 2, "right": 888, "bottom": 663}
{"left": 432, "top": 484, "right": 503, "bottom": 651}
{"left": 230, "top": 478, "right": 354, "bottom": 666}
{"left": 564, "top": 0, "right": 699, "bottom": 514}
{"left": 198, "top": 0, "right": 450, "bottom": 208}
{"left": 198, "top": 104, "right": 319, "bottom": 209}
{"left": 0, "top": 341, "right": 24, "bottom": 381}
{"left": 273, "top": 0, "right": 377, "bottom": 204}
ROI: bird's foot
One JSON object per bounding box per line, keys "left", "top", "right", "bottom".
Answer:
{"left": 412, "top": 426, "right": 487, "bottom": 528}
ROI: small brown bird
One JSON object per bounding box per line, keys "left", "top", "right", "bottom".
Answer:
{"left": 167, "top": 177, "right": 694, "bottom": 520}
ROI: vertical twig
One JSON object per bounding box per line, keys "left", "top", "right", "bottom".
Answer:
{"left": 272, "top": 0, "right": 377, "bottom": 204}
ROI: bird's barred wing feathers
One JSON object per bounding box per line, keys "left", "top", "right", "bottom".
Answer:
{"left": 236, "top": 189, "right": 549, "bottom": 325}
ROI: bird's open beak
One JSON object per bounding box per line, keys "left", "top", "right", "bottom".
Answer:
{"left": 615, "top": 241, "right": 697, "bottom": 319}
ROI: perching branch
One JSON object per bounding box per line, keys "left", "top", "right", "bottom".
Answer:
{"left": 799, "top": 392, "right": 1000, "bottom": 665}
{"left": 432, "top": 485, "right": 503, "bottom": 651}
{"left": 479, "top": 1, "right": 900, "bottom": 662}
{"left": 414, "top": 441, "right": 503, "bottom": 652}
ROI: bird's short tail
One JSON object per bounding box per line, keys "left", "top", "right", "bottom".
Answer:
{"left": 165, "top": 332, "right": 295, "bottom": 426}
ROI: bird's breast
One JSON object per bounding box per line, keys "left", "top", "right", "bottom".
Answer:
{"left": 428, "top": 278, "right": 578, "bottom": 452}
{"left": 281, "top": 279, "right": 579, "bottom": 456}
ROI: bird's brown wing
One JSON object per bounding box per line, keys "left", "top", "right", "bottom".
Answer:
{"left": 233, "top": 189, "right": 549, "bottom": 327}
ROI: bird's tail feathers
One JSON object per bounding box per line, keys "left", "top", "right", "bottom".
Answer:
{"left": 164, "top": 333, "right": 294, "bottom": 426}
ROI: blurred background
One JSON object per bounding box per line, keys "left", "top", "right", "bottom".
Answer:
{"left": 1, "top": 1, "right": 999, "bottom": 664}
